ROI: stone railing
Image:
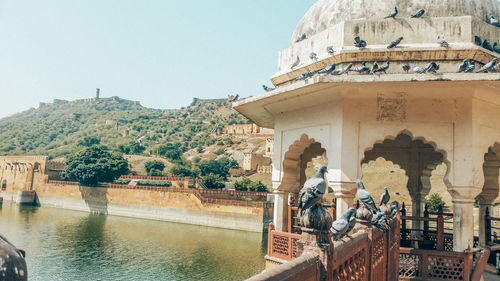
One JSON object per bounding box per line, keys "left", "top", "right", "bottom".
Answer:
{"left": 47, "top": 180, "right": 79, "bottom": 186}
{"left": 120, "top": 175, "right": 191, "bottom": 181}
{"left": 266, "top": 223, "right": 301, "bottom": 264}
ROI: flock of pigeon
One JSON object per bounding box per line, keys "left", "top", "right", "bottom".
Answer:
{"left": 262, "top": 7, "right": 500, "bottom": 92}
{"left": 298, "top": 166, "right": 400, "bottom": 241}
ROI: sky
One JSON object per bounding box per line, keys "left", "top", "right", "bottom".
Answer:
{"left": 0, "top": 0, "right": 316, "bottom": 118}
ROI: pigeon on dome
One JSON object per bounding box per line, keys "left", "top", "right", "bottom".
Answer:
{"left": 384, "top": 7, "right": 398, "bottom": 19}
{"left": 437, "top": 36, "right": 449, "bottom": 48}
{"left": 326, "top": 46, "right": 335, "bottom": 55}
{"left": 310, "top": 52, "right": 318, "bottom": 61}
{"left": 291, "top": 56, "right": 300, "bottom": 70}
{"left": 296, "top": 33, "right": 307, "bottom": 43}
{"left": 411, "top": 9, "right": 425, "bottom": 18}
{"left": 489, "top": 16, "right": 500, "bottom": 27}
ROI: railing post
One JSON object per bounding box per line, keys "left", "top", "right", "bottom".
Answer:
{"left": 267, "top": 222, "right": 274, "bottom": 256}
{"left": 437, "top": 205, "right": 444, "bottom": 251}
{"left": 424, "top": 204, "right": 429, "bottom": 240}
{"left": 401, "top": 202, "right": 408, "bottom": 241}
{"left": 288, "top": 197, "right": 294, "bottom": 233}
{"left": 485, "top": 207, "right": 492, "bottom": 245}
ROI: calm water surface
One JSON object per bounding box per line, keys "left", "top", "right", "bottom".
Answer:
{"left": 0, "top": 202, "right": 267, "bottom": 281}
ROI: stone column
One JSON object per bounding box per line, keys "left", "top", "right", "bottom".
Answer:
{"left": 330, "top": 181, "right": 357, "bottom": 219}
{"left": 410, "top": 193, "right": 423, "bottom": 232}
{"left": 272, "top": 190, "right": 289, "bottom": 232}
{"left": 448, "top": 186, "right": 482, "bottom": 251}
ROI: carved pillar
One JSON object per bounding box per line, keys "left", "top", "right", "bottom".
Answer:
{"left": 409, "top": 193, "right": 424, "bottom": 232}
{"left": 330, "top": 181, "right": 356, "bottom": 220}
{"left": 478, "top": 161, "right": 500, "bottom": 246}
{"left": 448, "top": 186, "right": 482, "bottom": 251}
{"left": 273, "top": 190, "right": 289, "bottom": 232}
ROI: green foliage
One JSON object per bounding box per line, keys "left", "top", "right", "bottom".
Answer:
{"left": 234, "top": 178, "right": 268, "bottom": 192}
{"left": 77, "top": 136, "right": 100, "bottom": 147}
{"left": 202, "top": 173, "right": 225, "bottom": 189}
{"left": 114, "top": 178, "right": 131, "bottom": 185}
{"left": 0, "top": 97, "right": 249, "bottom": 158}
{"left": 214, "top": 148, "right": 225, "bottom": 155}
{"left": 136, "top": 180, "right": 172, "bottom": 187}
{"left": 170, "top": 160, "right": 200, "bottom": 178}
{"left": 198, "top": 157, "right": 238, "bottom": 180}
{"left": 426, "top": 193, "right": 446, "bottom": 213}
{"left": 144, "top": 160, "right": 165, "bottom": 176}
{"left": 63, "top": 145, "right": 130, "bottom": 186}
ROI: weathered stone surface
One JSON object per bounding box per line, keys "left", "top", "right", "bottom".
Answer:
{"left": 299, "top": 204, "right": 332, "bottom": 231}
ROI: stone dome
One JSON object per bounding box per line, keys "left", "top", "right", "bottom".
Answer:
{"left": 292, "top": 0, "right": 500, "bottom": 44}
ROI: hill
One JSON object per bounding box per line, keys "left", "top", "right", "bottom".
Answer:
{"left": 0, "top": 96, "right": 250, "bottom": 159}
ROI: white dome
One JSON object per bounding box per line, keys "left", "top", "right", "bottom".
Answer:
{"left": 292, "top": 0, "right": 500, "bottom": 44}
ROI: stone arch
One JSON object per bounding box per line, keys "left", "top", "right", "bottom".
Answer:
{"left": 361, "top": 131, "right": 451, "bottom": 218}
{"left": 279, "top": 134, "right": 326, "bottom": 193}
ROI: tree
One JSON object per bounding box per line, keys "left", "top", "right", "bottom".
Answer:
{"left": 235, "top": 178, "right": 268, "bottom": 192}
{"left": 426, "top": 193, "right": 446, "bottom": 213}
{"left": 202, "top": 173, "right": 225, "bottom": 189}
{"left": 63, "top": 145, "right": 130, "bottom": 186}
{"left": 145, "top": 160, "right": 165, "bottom": 176}
{"left": 128, "top": 141, "right": 146, "bottom": 154}
{"left": 157, "top": 142, "right": 182, "bottom": 161}
{"left": 77, "top": 136, "right": 100, "bottom": 147}
{"left": 198, "top": 157, "right": 238, "bottom": 180}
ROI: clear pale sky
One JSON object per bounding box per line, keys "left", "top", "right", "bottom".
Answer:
{"left": 0, "top": 0, "right": 316, "bottom": 118}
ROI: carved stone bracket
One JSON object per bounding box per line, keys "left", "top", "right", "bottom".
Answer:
{"left": 448, "top": 186, "right": 482, "bottom": 204}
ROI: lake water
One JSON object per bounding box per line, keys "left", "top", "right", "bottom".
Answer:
{"left": 0, "top": 202, "right": 266, "bottom": 281}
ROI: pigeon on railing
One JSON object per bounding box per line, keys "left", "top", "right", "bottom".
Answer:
{"left": 318, "top": 64, "right": 336, "bottom": 75}
{"left": 331, "top": 63, "right": 353, "bottom": 75}
{"left": 437, "top": 36, "right": 449, "bottom": 48}
{"left": 298, "top": 166, "right": 327, "bottom": 216}
{"left": 356, "top": 180, "right": 378, "bottom": 214}
{"left": 387, "top": 37, "right": 404, "bottom": 49}
{"left": 411, "top": 9, "right": 425, "bottom": 18}
{"left": 389, "top": 201, "right": 400, "bottom": 218}
{"left": 372, "top": 211, "right": 391, "bottom": 232}
{"left": 330, "top": 207, "right": 357, "bottom": 240}
{"left": 354, "top": 36, "right": 367, "bottom": 49}
{"left": 296, "top": 33, "right": 307, "bottom": 43}
{"left": 380, "top": 187, "right": 390, "bottom": 206}
{"left": 477, "top": 58, "right": 497, "bottom": 73}
{"left": 374, "top": 61, "right": 390, "bottom": 74}
{"left": 384, "top": 7, "right": 398, "bottom": 19}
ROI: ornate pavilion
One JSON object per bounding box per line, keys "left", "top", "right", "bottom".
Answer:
{"left": 234, "top": 0, "right": 500, "bottom": 257}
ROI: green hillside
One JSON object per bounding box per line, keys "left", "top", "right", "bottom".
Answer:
{"left": 0, "top": 96, "right": 249, "bottom": 158}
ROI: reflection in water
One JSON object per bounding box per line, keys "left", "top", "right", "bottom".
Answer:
{"left": 0, "top": 202, "right": 266, "bottom": 281}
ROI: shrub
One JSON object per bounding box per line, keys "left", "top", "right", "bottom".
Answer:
{"left": 114, "top": 178, "right": 131, "bottom": 185}
{"left": 426, "top": 193, "right": 446, "bottom": 213}
{"left": 202, "top": 173, "right": 225, "bottom": 189}
{"left": 235, "top": 178, "right": 268, "bottom": 192}
{"left": 136, "top": 180, "right": 172, "bottom": 187}
{"left": 145, "top": 160, "right": 165, "bottom": 176}
{"left": 214, "top": 148, "right": 225, "bottom": 155}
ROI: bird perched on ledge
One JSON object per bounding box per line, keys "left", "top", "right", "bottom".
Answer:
{"left": 387, "top": 37, "right": 404, "bottom": 49}
{"left": 331, "top": 63, "right": 353, "bottom": 75}
{"left": 380, "top": 187, "right": 390, "bottom": 206}
{"left": 298, "top": 166, "right": 328, "bottom": 216}
{"left": 318, "top": 64, "right": 336, "bottom": 75}
{"left": 326, "top": 46, "right": 335, "bottom": 55}
{"left": 477, "top": 58, "right": 497, "bottom": 73}
{"left": 296, "top": 70, "right": 318, "bottom": 80}
{"left": 352, "top": 62, "right": 370, "bottom": 74}
{"left": 290, "top": 56, "right": 300, "bottom": 70}
{"left": 330, "top": 208, "right": 356, "bottom": 240}
{"left": 295, "top": 33, "right": 307, "bottom": 43}
{"left": 384, "top": 7, "right": 398, "bottom": 19}
{"left": 354, "top": 36, "right": 367, "bottom": 49}
{"left": 373, "top": 61, "right": 390, "bottom": 74}
{"left": 458, "top": 59, "right": 469, "bottom": 73}
{"left": 437, "top": 36, "right": 449, "bottom": 48}
{"left": 356, "top": 180, "right": 378, "bottom": 214}
{"left": 262, "top": 85, "right": 275, "bottom": 92}
{"left": 411, "top": 9, "right": 425, "bottom": 18}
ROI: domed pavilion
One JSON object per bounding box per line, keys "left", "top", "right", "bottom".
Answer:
{"left": 234, "top": 0, "right": 500, "bottom": 253}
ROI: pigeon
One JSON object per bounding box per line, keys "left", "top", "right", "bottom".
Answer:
{"left": 330, "top": 208, "right": 357, "bottom": 240}
{"left": 437, "top": 36, "right": 449, "bottom": 48}
{"left": 483, "top": 40, "right": 494, "bottom": 52}
{"left": 296, "top": 33, "right": 307, "bottom": 43}
{"left": 227, "top": 94, "right": 239, "bottom": 102}
{"left": 374, "top": 61, "right": 390, "bottom": 74}
{"left": 327, "top": 46, "right": 335, "bottom": 55}
{"left": 458, "top": 59, "right": 469, "bottom": 73}
{"left": 354, "top": 36, "right": 367, "bottom": 49}
{"left": 489, "top": 16, "right": 500, "bottom": 27}
{"left": 262, "top": 85, "right": 275, "bottom": 92}
{"left": 291, "top": 56, "right": 300, "bottom": 69}
{"left": 356, "top": 180, "right": 378, "bottom": 214}
{"left": 477, "top": 58, "right": 497, "bottom": 73}
{"left": 318, "top": 64, "right": 336, "bottom": 75}
{"left": 402, "top": 64, "right": 411, "bottom": 73}
{"left": 331, "top": 63, "right": 353, "bottom": 75}
{"left": 493, "top": 42, "right": 500, "bottom": 54}
{"left": 384, "top": 7, "right": 398, "bottom": 19}
{"left": 423, "top": 62, "right": 440, "bottom": 73}
{"left": 296, "top": 70, "right": 318, "bottom": 80}
{"left": 370, "top": 61, "right": 379, "bottom": 73}
{"left": 352, "top": 62, "right": 370, "bottom": 74}
{"left": 298, "top": 166, "right": 328, "bottom": 216}
{"left": 387, "top": 37, "right": 404, "bottom": 49}
{"left": 411, "top": 9, "right": 425, "bottom": 18}
{"left": 379, "top": 187, "right": 390, "bottom": 206}
{"left": 413, "top": 66, "right": 425, "bottom": 74}
{"left": 310, "top": 52, "right": 318, "bottom": 60}
{"left": 465, "top": 61, "right": 476, "bottom": 73}
{"left": 474, "top": 36, "right": 483, "bottom": 46}
{"left": 372, "top": 211, "right": 390, "bottom": 232}
{"left": 389, "top": 201, "right": 400, "bottom": 218}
